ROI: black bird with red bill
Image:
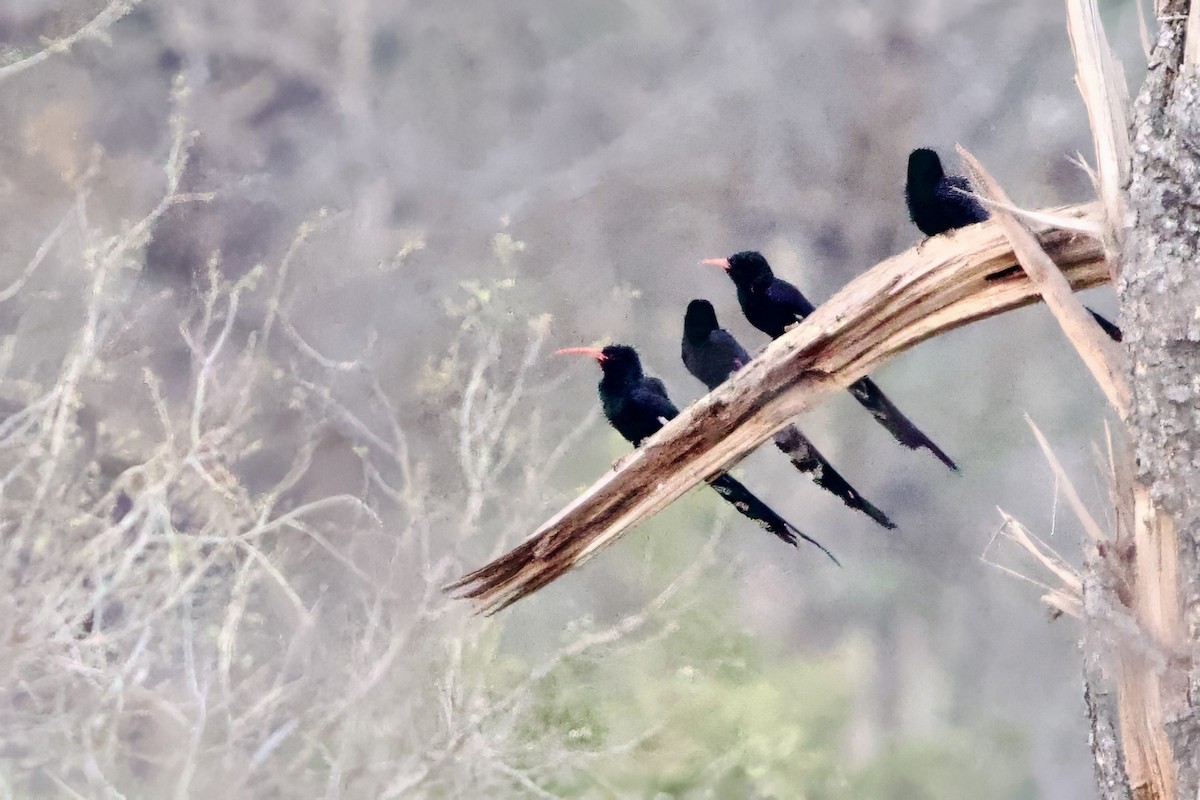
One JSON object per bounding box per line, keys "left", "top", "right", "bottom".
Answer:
{"left": 681, "top": 299, "right": 896, "bottom": 530}
{"left": 703, "top": 251, "right": 959, "bottom": 471}
{"left": 556, "top": 344, "right": 840, "bottom": 564}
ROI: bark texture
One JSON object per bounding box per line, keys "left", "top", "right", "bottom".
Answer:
{"left": 1119, "top": 2, "right": 1200, "bottom": 795}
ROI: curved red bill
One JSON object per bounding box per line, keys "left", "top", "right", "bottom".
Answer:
{"left": 554, "top": 347, "right": 607, "bottom": 362}
{"left": 700, "top": 258, "right": 730, "bottom": 270}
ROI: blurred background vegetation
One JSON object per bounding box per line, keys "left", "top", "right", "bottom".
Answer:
{"left": 0, "top": 0, "right": 1146, "bottom": 797}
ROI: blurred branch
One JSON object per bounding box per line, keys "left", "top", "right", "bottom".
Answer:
{"left": 0, "top": 208, "right": 73, "bottom": 304}
{"left": 0, "top": 0, "right": 144, "bottom": 82}
{"left": 449, "top": 203, "right": 1109, "bottom": 613}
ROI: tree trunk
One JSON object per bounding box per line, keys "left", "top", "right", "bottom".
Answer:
{"left": 1111, "top": 1, "right": 1200, "bottom": 796}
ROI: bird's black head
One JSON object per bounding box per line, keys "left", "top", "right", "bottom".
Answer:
{"left": 555, "top": 344, "right": 643, "bottom": 383}
{"left": 683, "top": 299, "right": 720, "bottom": 343}
{"left": 725, "top": 251, "right": 773, "bottom": 286}
{"left": 907, "top": 148, "right": 945, "bottom": 188}
{"left": 597, "top": 344, "right": 643, "bottom": 382}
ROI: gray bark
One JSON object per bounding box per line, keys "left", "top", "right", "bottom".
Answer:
{"left": 1119, "top": 1, "right": 1200, "bottom": 795}
{"left": 1084, "top": 567, "right": 1133, "bottom": 800}
{"left": 1084, "top": 676, "right": 1133, "bottom": 800}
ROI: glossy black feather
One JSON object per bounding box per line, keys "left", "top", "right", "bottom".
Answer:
{"left": 682, "top": 300, "right": 752, "bottom": 390}
{"left": 681, "top": 300, "right": 897, "bottom": 529}
{"left": 846, "top": 377, "right": 957, "bottom": 470}
{"left": 709, "top": 473, "right": 840, "bottom": 563}
{"left": 591, "top": 344, "right": 837, "bottom": 562}
{"left": 718, "top": 251, "right": 958, "bottom": 471}
{"left": 724, "top": 251, "right": 816, "bottom": 338}
{"left": 771, "top": 427, "right": 896, "bottom": 530}
{"left": 906, "top": 148, "right": 989, "bottom": 236}
{"left": 1087, "top": 307, "right": 1123, "bottom": 342}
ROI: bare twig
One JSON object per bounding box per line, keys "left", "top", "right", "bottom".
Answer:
{"left": 0, "top": 208, "right": 73, "bottom": 304}
{"left": 1025, "top": 415, "right": 1109, "bottom": 546}
{"left": 0, "top": 0, "right": 144, "bottom": 82}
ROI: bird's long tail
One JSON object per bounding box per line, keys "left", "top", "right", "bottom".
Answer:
{"left": 773, "top": 425, "right": 897, "bottom": 530}
{"left": 847, "top": 377, "right": 958, "bottom": 471}
{"left": 708, "top": 473, "right": 840, "bottom": 565}
{"left": 1086, "top": 307, "right": 1123, "bottom": 342}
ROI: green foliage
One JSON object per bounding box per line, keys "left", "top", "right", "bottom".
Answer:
{"left": 491, "top": 592, "right": 1034, "bottom": 799}
{"left": 847, "top": 730, "right": 1034, "bottom": 800}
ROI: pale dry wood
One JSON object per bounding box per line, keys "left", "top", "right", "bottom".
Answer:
{"left": 1119, "top": 5, "right": 1200, "bottom": 796}
{"left": 1117, "top": 654, "right": 1178, "bottom": 800}
{"left": 1186, "top": 1, "right": 1200, "bottom": 66}
{"left": 1024, "top": 415, "right": 1109, "bottom": 545}
{"left": 1064, "top": 0, "right": 1132, "bottom": 251}
{"left": 1062, "top": 7, "right": 1183, "bottom": 793}
{"left": 996, "top": 508, "right": 1084, "bottom": 599}
{"left": 971, "top": 141, "right": 1178, "bottom": 795}
{"left": 1138, "top": 0, "right": 1153, "bottom": 60}
{"left": 959, "top": 147, "right": 1131, "bottom": 417}
{"left": 448, "top": 203, "right": 1108, "bottom": 614}
{"left": 1117, "top": 483, "right": 1183, "bottom": 800}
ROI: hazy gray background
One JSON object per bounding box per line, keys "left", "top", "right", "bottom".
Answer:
{"left": 0, "top": 0, "right": 1144, "bottom": 796}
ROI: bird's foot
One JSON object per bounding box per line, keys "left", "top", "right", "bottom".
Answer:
{"left": 611, "top": 453, "right": 636, "bottom": 471}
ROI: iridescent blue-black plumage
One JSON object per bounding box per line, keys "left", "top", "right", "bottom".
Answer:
{"left": 681, "top": 299, "right": 751, "bottom": 391}
{"left": 571, "top": 344, "right": 838, "bottom": 563}
{"left": 905, "top": 148, "right": 989, "bottom": 236}
{"left": 722, "top": 251, "right": 817, "bottom": 339}
{"left": 681, "top": 300, "right": 896, "bottom": 529}
{"left": 906, "top": 148, "right": 1122, "bottom": 341}
{"left": 1088, "top": 308, "right": 1123, "bottom": 342}
{"left": 709, "top": 251, "right": 958, "bottom": 470}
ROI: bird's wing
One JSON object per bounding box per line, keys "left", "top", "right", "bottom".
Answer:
{"left": 765, "top": 278, "right": 817, "bottom": 319}
{"left": 638, "top": 377, "right": 680, "bottom": 424}
{"left": 711, "top": 329, "right": 752, "bottom": 370}
{"left": 938, "top": 176, "right": 990, "bottom": 223}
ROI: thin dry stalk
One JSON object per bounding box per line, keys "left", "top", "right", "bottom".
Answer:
{"left": 993, "top": 509, "right": 1084, "bottom": 601}
{"left": 1025, "top": 415, "right": 1109, "bottom": 546}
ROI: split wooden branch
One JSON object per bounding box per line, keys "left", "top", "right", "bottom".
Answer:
{"left": 959, "top": 147, "right": 1131, "bottom": 416}
{"left": 1065, "top": 0, "right": 1131, "bottom": 251}
{"left": 447, "top": 203, "right": 1108, "bottom": 614}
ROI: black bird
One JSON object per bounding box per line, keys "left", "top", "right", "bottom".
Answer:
{"left": 703, "top": 251, "right": 958, "bottom": 470}
{"left": 908, "top": 147, "right": 1123, "bottom": 342}
{"left": 555, "top": 344, "right": 839, "bottom": 564}
{"left": 681, "top": 299, "right": 896, "bottom": 529}
{"left": 905, "top": 147, "right": 989, "bottom": 236}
